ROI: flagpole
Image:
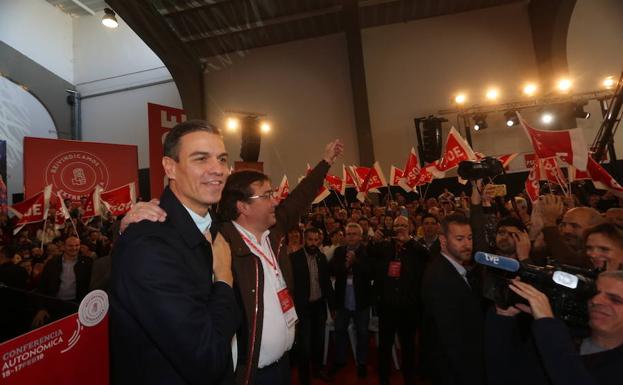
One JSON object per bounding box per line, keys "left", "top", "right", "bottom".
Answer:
{"left": 332, "top": 189, "right": 346, "bottom": 209}
{"left": 423, "top": 183, "right": 431, "bottom": 200}
{"left": 40, "top": 214, "right": 48, "bottom": 249}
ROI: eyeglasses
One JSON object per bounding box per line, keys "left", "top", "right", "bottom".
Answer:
{"left": 248, "top": 189, "right": 278, "bottom": 200}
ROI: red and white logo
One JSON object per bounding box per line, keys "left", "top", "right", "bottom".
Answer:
{"left": 45, "top": 151, "right": 110, "bottom": 201}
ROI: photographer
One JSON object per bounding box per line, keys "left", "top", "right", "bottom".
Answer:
{"left": 486, "top": 273, "right": 623, "bottom": 385}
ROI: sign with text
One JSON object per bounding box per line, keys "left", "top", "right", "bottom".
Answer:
{"left": 0, "top": 291, "right": 109, "bottom": 385}
{"left": 24, "top": 137, "right": 138, "bottom": 202}
{"left": 148, "top": 103, "right": 186, "bottom": 199}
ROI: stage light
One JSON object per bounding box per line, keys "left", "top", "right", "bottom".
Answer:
{"left": 556, "top": 78, "right": 572, "bottom": 93}
{"left": 603, "top": 76, "right": 616, "bottom": 89}
{"left": 541, "top": 112, "right": 554, "bottom": 124}
{"left": 260, "top": 121, "right": 271, "bottom": 133}
{"left": 523, "top": 83, "right": 537, "bottom": 96}
{"left": 472, "top": 114, "right": 487, "bottom": 131}
{"left": 504, "top": 110, "right": 518, "bottom": 127}
{"left": 454, "top": 93, "right": 467, "bottom": 105}
{"left": 102, "top": 8, "right": 119, "bottom": 28}
{"left": 574, "top": 103, "right": 590, "bottom": 119}
{"left": 225, "top": 117, "right": 239, "bottom": 132}
{"left": 485, "top": 88, "right": 499, "bottom": 101}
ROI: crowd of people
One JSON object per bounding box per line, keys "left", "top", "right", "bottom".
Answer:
{"left": 1, "top": 120, "right": 623, "bottom": 385}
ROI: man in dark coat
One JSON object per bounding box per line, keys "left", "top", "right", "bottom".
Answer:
{"left": 421, "top": 214, "right": 485, "bottom": 385}
{"left": 290, "top": 227, "right": 335, "bottom": 385}
{"left": 110, "top": 121, "right": 241, "bottom": 385}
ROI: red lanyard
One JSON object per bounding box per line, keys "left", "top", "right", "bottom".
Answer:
{"left": 238, "top": 231, "right": 280, "bottom": 276}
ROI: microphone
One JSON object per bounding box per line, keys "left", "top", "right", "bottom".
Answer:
{"left": 474, "top": 252, "right": 520, "bottom": 273}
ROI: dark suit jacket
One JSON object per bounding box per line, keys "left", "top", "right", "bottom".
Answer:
{"left": 289, "top": 248, "right": 335, "bottom": 312}
{"left": 422, "top": 253, "right": 485, "bottom": 385}
{"left": 36, "top": 254, "right": 93, "bottom": 303}
{"left": 330, "top": 244, "right": 373, "bottom": 311}
{"left": 110, "top": 186, "right": 240, "bottom": 385}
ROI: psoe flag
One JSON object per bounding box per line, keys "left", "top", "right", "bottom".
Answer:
{"left": 100, "top": 183, "right": 137, "bottom": 216}
{"left": 9, "top": 185, "right": 52, "bottom": 234}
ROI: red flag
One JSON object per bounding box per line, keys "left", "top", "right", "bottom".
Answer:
{"left": 586, "top": 158, "right": 623, "bottom": 198}
{"left": 349, "top": 166, "right": 371, "bottom": 192}
{"left": 525, "top": 161, "right": 540, "bottom": 203}
{"left": 340, "top": 165, "right": 356, "bottom": 195}
{"left": 568, "top": 165, "right": 591, "bottom": 182}
{"left": 101, "top": 183, "right": 136, "bottom": 216}
{"left": 55, "top": 191, "right": 72, "bottom": 228}
{"left": 277, "top": 175, "right": 290, "bottom": 201}
{"left": 498, "top": 153, "right": 518, "bottom": 168}
{"left": 433, "top": 127, "right": 477, "bottom": 175}
{"left": 390, "top": 166, "right": 405, "bottom": 188}
{"left": 82, "top": 185, "right": 103, "bottom": 221}
{"left": 400, "top": 147, "right": 421, "bottom": 190}
{"left": 356, "top": 162, "right": 388, "bottom": 202}
{"left": 539, "top": 157, "right": 568, "bottom": 186}
{"left": 312, "top": 186, "right": 330, "bottom": 205}
{"left": 9, "top": 185, "right": 52, "bottom": 234}
{"left": 325, "top": 174, "right": 343, "bottom": 192}
{"left": 519, "top": 113, "right": 589, "bottom": 171}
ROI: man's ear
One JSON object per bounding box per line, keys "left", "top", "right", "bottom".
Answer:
{"left": 162, "top": 157, "right": 176, "bottom": 180}
{"left": 439, "top": 234, "right": 447, "bottom": 248}
{"left": 236, "top": 200, "right": 248, "bottom": 217}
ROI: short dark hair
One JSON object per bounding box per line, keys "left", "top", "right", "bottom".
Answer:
{"left": 217, "top": 170, "right": 270, "bottom": 221}
{"left": 163, "top": 120, "right": 221, "bottom": 160}
{"left": 304, "top": 227, "right": 321, "bottom": 237}
{"left": 422, "top": 213, "right": 438, "bottom": 224}
{"left": 440, "top": 214, "right": 470, "bottom": 236}
{"left": 584, "top": 222, "right": 623, "bottom": 250}
{"left": 497, "top": 216, "right": 527, "bottom": 233}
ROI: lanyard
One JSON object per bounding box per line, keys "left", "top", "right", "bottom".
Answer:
{"left": 238, "top": 231, "right": 281, "bottom": 278}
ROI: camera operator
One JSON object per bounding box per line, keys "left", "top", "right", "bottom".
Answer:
{"left": 486, "top": 272, "right": 623, "bottom": 385}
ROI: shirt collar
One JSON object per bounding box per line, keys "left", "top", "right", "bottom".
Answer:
{"left": 232, "top": 220, "right": 270, "bottom": 245}
{"left": 183, "top": 205, "right": 212, "bottom": 234}
{"left": 441, "top": 252, "right": 467, "bottom": 277}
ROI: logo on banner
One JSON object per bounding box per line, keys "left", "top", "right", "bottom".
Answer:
{"left": 45, "top": 151, "right": 110, "bottom": 200}
{"left": 79, "top": 290, "right": 109, "bottom": 328}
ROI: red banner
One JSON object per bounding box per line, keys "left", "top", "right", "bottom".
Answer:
{"left": 433, "top": 127, "right": 476, "bottom": 174}
{"left": 0, "top": 291, "right": 109, "bottom": 385}
{"left": 277, "top": 175, "right": 289, "bottom": 201}
{"left": 400, "top": 147, "right": 420, "bottom": 190}
{"left": 524, "top": 153, "right": 537, "bottom": 169}
{"left": 390, "top": 166, "right": 404, "bottom": 187}
{"left": 325, "top": 174, "right": 343, "bottom": 192}
{"left": 148, "top": 103, "right": 187, "bottom": 199}
{"left": 100, "top": 183, "right": 136, "bottom": 216}
{"left": 23, "top": 137, "right": 138, "bottom": 202}
{"left": 8, "top": 185, "right": 52, "bottom": 233}
{"left": 525, "top": 161, "right": 541, "bottom": 203}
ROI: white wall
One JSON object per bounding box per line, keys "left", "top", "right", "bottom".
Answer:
{"left": 567, "top": 0, "right": 623, "bottom": 156}
{"left": 74, "top": 9, "right": 182, "bottom": 169}
{"left": 363, "top": 2, "right": 540, "bottom": 172}
{"left": 0, "top": 0, "right": 74, "bottom": 83}
{"left": 203, "top": 34, "right": 359, "bottom": 183}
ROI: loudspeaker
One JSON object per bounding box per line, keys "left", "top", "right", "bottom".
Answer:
{"left": 240, "top": 116, "right": 261, "bottom": 162}
{"left": 420, "top": 117, "right": 444, "bottom": 163}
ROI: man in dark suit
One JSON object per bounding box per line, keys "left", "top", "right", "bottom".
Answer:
{"left": 110, "top": 120, "right": 241, "bottom": 385}
{"left": 329, "top": 222, "right": 374, "bottom": 378}
{"left": 290, "top": 227, "right": 335, "bottom": 385}
{"left": 32, "top": 236, "right": 93, "bottom": 327}
{"left": 422, "top": 214, "right": 485, "bottom": 385}
{"left": 370, "top": 215, "right": 428, "bottom": 385}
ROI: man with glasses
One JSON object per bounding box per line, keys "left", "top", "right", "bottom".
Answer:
{"left": 122, "top": 140, "right": 343, "bottom": 385}
{"left": 369, "top": 215, "right": 429, "bottom": 385}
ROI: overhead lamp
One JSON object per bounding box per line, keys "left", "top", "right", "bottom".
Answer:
{"left": 472, "top": 114, "right": 488, "bottom": 131}
{"left": 102, "top": 8, "right": 119, "bottom": 28}
{"left": 556, "top": 78, "right": 572, "bottom": 93}
{"left": 573, "top": 102, "right": 590, "bottom": 119}
{"left": 504, "top": 110, "right": 519, "bottom": 127}
{"left": 603, "top": 76, "right": 616, "bottom": 89}
{"left": 260, "top": 121, "right": 271, "bottom": 133}
{"left": 225, "top": 117, "right": 239, "bottom": 132}
{"left": 522, "top": 83, "right": 538, "bottom": 96}
{"left": 454, "top": 93, "right": 467, "bottom": 105}
{"left": 485, "top": 88, "right": 499, "bottom": 101}
{"left": 541, "top": 112, "right": 554, "bottom": 125}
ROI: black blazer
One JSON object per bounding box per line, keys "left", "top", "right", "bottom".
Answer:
{"left": 421, "top": 253, "right": 485, "bottom": 385}
{"left": 289, "top": 248, "right": 335, "bottom": 311}
{"left": 329, "top": 244, "right": 373, "bottom": 311}
{"left": 110, "top": 186, "right": 241, "bottom": 385}
{"left": 37, "top": 254, "right": 93, "bottom": 303}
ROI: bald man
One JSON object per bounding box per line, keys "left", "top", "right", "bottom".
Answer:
{"left": 540, "top": 195, "right": 603, "bottom": 267}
